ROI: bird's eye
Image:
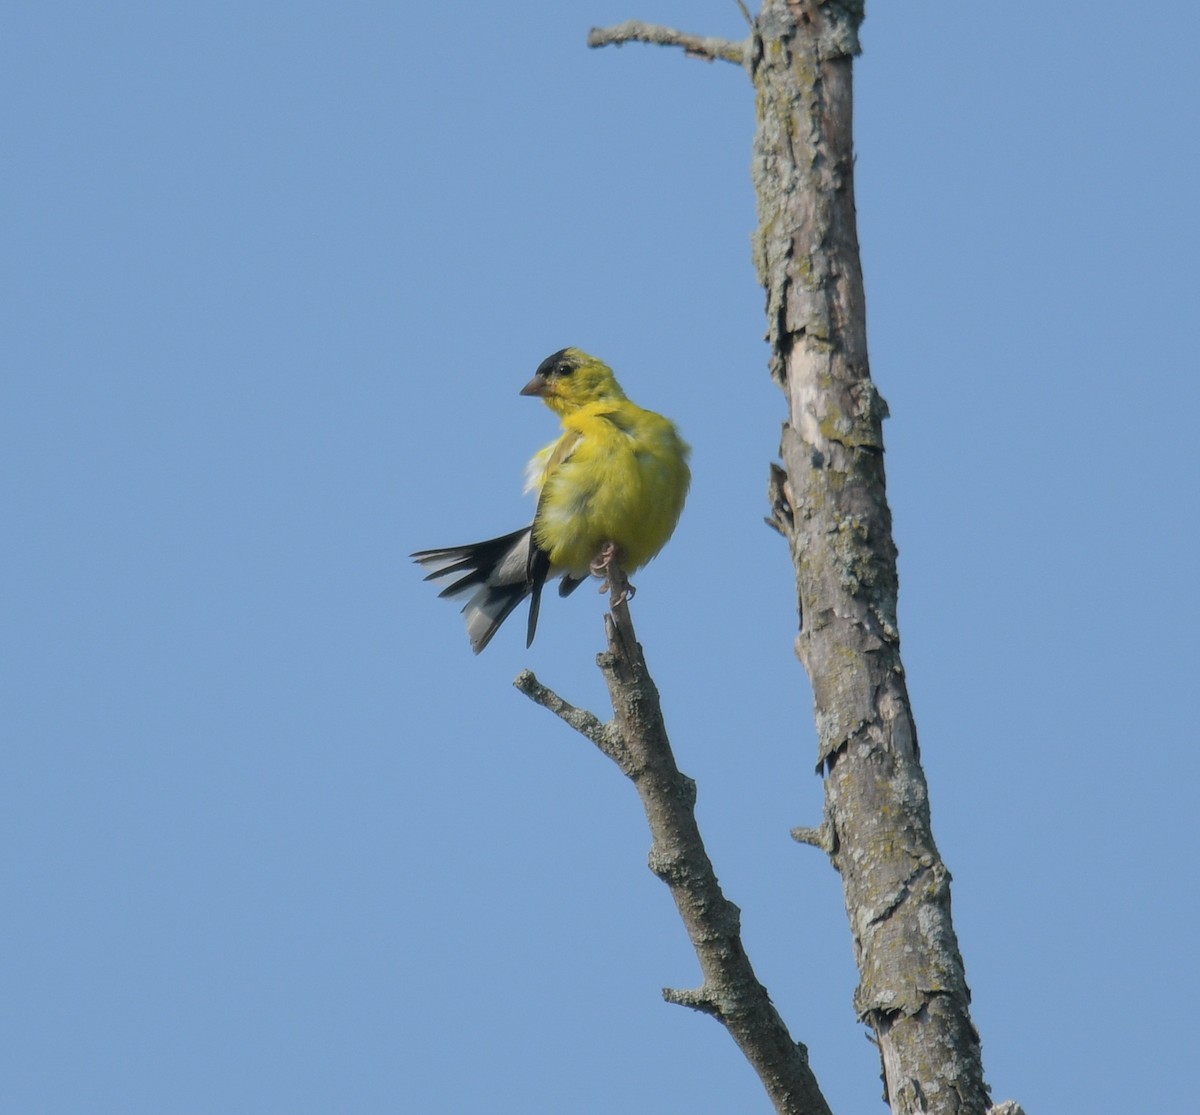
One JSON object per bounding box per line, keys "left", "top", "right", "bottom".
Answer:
{"left": 556, "top": 363, "right": 574, "bottom": 377}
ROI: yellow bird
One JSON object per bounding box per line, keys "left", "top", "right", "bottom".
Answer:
{"left": 413, "top": 348, "right": 690, "bottom": 653}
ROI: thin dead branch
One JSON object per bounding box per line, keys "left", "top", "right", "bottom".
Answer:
{"left": 516, "top": 600, "right": 832, "bottom": 1115}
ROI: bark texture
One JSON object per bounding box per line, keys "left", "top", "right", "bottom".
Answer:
{"left": 750, "top": 2, "right": 990, "bottom": 1112}
{"left": 517, "top": 601, "right": 833, "bottom": 1115}
{"left": 583, "top": 4, "right": 1019, "bottom": 1111}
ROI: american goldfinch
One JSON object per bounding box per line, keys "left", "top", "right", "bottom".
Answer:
{"left": 413, "top": 347, "right": 690, "bottom": 653}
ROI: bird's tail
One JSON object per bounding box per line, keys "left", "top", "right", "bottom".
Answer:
{"left": 413, "top": 527, "right": 539, "bottom": 654}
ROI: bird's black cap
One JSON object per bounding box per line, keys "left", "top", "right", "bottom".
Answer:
{"left": 535, "top": 349, "right": 577, "bottom": 378}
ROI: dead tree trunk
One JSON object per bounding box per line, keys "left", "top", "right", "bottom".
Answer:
{"left": 587, "top": 3, "right": 1017, "bottom": 1111}
{"left": 752, "top": 3, "right": 990, "bottom": 1112}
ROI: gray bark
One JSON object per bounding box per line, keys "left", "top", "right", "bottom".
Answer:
{"left": 751, "top": 3, "right": 990, "bottom": 1112}
{"left": 517, "top": 601, "right": 834, "bottom": 1115}
{"left": 582, "top": 3, "right": 1023, "bottom": 1112}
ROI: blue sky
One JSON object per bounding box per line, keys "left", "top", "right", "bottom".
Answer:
{"left": 4, "top": 2, "right": 1198, "bottom": 1112}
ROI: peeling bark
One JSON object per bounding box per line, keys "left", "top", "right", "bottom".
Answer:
{"left": 751, "top": 3, "right": 990, "bottom": 1112}
{"left": 584, "top": 3, "right": 1020, "bottom": 1111}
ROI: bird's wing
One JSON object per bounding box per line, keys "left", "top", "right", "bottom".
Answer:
{"left": 524, "top": 427, "right": 584, "bottom": 645}
{"left": 558, "top": 575, "right": 586, "bottom": 598}
{"left": 528, "top": 427, "right": 583, "bottom": 547}
{"left": 527, "top": 428, "right": 582, "bottom": 492}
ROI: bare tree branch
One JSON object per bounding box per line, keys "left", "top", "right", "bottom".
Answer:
{"left": 516, "top": 599, "right": 833, "bottom": 1115}
{"left": 588, "top": 19, "right": 748, "bottom": 66}
{"left": 790, "top": 820, "right": 834, "bottom": 853}
{"left": 513, "top": 668, "right": 630, "bottom": 768}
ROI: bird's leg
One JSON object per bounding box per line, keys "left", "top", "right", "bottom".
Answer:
{"left": 590, "top": 541, "right": 636, "bottom": 606}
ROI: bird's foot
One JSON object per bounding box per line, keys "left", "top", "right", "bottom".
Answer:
{"left": 591, "top": 541, "right": 635, "bottom": 606}
{"left": 589, "top": 540, "right": 621, "bottom": 580}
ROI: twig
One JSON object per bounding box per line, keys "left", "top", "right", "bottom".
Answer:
{"left": 790, "top": 821, "right": 835, "bottom": 853}
{"left": 513, "top": 668, "right": 631, "bottom": 769}
{"left": 515, "top": 605, "right": 833, "bottom": 1115}
{"left": 587, "top": 20, "right": 748, "bottom": 66}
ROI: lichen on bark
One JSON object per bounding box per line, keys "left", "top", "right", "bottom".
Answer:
{"left": 752, "top": 2, "right": 991, "bottom": 1112}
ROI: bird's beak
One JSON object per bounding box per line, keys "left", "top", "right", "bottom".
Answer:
{"left": 520, "top": 375, "right": 547, "bottom": 397}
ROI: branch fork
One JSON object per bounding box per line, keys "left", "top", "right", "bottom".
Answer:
{"left": 516, "top": 601, "right": 832, "bottom": 1115}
